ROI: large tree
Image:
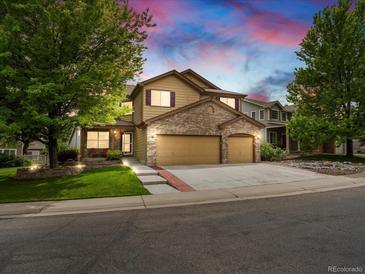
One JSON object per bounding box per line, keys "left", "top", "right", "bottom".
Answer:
{"left": 287, "top": 0, "right": 365, "bottom": 156}
{"left": 0, "top": 0, "right": 153, "bottom": 167}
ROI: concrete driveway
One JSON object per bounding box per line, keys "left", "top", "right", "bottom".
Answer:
{"left": 163, "top": 163, "right": 331, "bottom": 190}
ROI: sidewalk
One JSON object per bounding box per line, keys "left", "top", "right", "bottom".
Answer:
{"left": 1, "top": 174, "right": 365, "bottom": 218}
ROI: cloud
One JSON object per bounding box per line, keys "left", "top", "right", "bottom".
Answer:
{"left": 224, "top": 0, "right": 310, "bottom": 47}
{"left": 247, "top": 11, "right": 309, "bottom": 47}
{"left": 247, "top": 70, "right": 294, "bottom": 102}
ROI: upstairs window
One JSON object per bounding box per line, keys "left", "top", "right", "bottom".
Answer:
{"left": 259, "top": 109, "right": 265, "bottom": 120}
{"left": 87, "top": 131, "right": 109, "bottom": 149}
{"left": 270, "top": 110, "right": 279, "bottom": 120}
{"left": 251, "top": 111, "right": 256, "bottom": 120}
{"left": 120, "top": 101, "right": 133, "bottom": 114}
{"left": 146, "top": 90, "right": 175, "bottom": 107}
{"left": 220, "top": 97, "right": 236, "bottom": 109}
{"left": 282, "top": 112, "right": 287, "bottom": 121}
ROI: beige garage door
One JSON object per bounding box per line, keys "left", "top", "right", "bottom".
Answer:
{"left": 228, "top": 136, "right": 254, "bottom": 163}
{"left": 156, "top": 135, "right": 220, "bottom": 165}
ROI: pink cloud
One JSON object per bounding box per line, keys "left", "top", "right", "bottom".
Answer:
{"left": 247, "top": 11, "right": 310, "bottom": 47}
{"left": 247, "top": 91, "right": 270, "bottom": 102}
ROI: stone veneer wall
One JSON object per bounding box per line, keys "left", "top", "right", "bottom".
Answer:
{"left": 146, "top": 101, "right": 262, "bottom": 165}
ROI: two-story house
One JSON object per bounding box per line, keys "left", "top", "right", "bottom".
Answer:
{"left": 242, "top": 98, "right": 349, "bottom": 155}
{"left": 241, "top": 98, "right": 299, "bottom": 153}
{"left": 69, "top": 69, "right": 265, "bottom": 165}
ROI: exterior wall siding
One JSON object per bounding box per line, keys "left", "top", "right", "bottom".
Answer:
{"left": 134, "top": 127, "right": 147, "bottom": 163}
{"left": 143, "top": 75, "right": 201, "bottom": 121}
{"left": 120, "top": 114, "right": 132, "bottom": 122}
{"left": 146, "top": 101, "right": 262, "bottom": 165}
{"left": 133, "top": 88, "right": 143, "bottom": 124}
{"left": 182, "top": 73, "right": 211, "bottom": 88}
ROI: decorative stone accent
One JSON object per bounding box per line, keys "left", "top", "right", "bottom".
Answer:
{"left": 146, "top": 100, "right": 262, "bottom": 165}
{"left": 14, "top": 160, "right": 122, "bottom": 180}
{"left": 15, "top": 166, "right": 85, "bottom": 180}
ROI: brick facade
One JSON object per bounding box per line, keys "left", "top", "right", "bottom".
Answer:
{"left": 146, "top": 100, "right": 262, "bottom": 165}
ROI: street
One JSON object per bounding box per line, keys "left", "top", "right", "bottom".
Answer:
{"left": 1, "top": 187, "right": 365, "bottom": 274}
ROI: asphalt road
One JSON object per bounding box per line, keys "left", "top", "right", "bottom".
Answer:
{"left": 1, "top": 188, "right": 365, "bottom": 274}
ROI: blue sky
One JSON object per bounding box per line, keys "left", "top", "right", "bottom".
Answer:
{"left": 130, "top": 0, "right": 337, "bottom": 102}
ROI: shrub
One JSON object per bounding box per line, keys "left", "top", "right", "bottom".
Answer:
{"left": 58, "top": 149, "right": 78, "bottom": 163}
{"left": 0, "top": 154, "right": 32, "bottom": 167}
{"left": 260, "top": 142, "right": 286, "bottom": 161}
{"left": 107, "top": 150, "right": 122, "bottom": 160}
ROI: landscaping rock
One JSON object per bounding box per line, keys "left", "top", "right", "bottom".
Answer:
{"left": 14, "top": 160, "right": 123, "bottom": 180}
{"left": 274, "top": 160, "right": 365, "bottom": 175}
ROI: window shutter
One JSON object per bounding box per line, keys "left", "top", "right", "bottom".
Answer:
{"left": 146, "top": 89, "right": 151, "bottom": 106}
{"left": 235, "top": 98, "right": 239, "bottom": 111}
{"left": 170, "top": 91, "right": 175, "bottom": 107}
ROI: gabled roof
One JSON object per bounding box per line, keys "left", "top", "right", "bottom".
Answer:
{"left": 180, "top": 69, "right": 221, "bottom": 89}
{"left": 203, "top": 88, "right": 247, "bottom": 98}
{"left": 129, "top": 70, "right": 204, "bottom": 99}
{"left": 284, "top": 105, "right": 296, "bottom": 112}
{"left": 139, "top": 97, "right": 264, "bottom": 128}
{"left": 126, "top": 85, "right": 135, "bottom": 96}
{"left": 219, "top": 115, "right": 265, "bottom": 129}
{"left": 244, "top": 98, "right": 285, "bottom": 110}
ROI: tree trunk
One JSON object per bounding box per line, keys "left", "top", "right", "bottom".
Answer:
{"left": 22, "top": 141, "right": 29, "bottom": 155}
{"left": 48, "top": 129, "right": 58, "bottom": 168}
{"left": 346, "top": 138, "right": 353, "bottom": 157}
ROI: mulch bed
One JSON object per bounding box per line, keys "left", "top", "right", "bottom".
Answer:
{"left": 269, "top": 160, "right": 365, "bottom": 176}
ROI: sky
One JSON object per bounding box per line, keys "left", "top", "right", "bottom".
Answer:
{"left": 130, "top": 0, "right": 337, "bottom": 103}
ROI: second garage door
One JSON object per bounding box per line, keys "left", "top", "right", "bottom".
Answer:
{"left": 156, "top": 135, "right": 220, "bottom": 165}
{"left": 228, "top": 136, "right": 254, "bottom": 163}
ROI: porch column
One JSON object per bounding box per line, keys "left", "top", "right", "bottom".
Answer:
{"left": 286, "top": 126, "right": 290, "bottom": 154}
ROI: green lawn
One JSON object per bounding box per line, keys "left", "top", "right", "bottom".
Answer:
{"left": 0, "top": 166, "right": 149, "bottom": 203}
{"left": 295, "top": 153, "right": 365, "bottom": 163}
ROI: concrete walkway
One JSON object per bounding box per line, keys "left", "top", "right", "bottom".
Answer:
{"left": 122, "top": 158, "right": 178, "bottom": 194}
{"left": 1, "top": 173, "right": 364, "bottom": 218}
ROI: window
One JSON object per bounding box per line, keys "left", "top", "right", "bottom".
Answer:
{"left": 282, "top": 112, "right": 287, "bottom": 121}
{"left": 120, "top": 101, "right": 133, "bottom": 114}
{"left": 287, "top": 112, "right": 293, "bottom": 120}
{"left": 122, "top": 132, "right": 133, "bottom": 155}
{"left": 87, "top": 131, "right": 109, "bottom": 149}
{"left": 269, "top": 132, "right": 277, "bottom": 144}
{"left": 220, "top": 97, "right": 236, "bottom": 109}
{"left": 151, "top": 90, "right": 171, "bottom": 107}
{"left": 259, "top": 109, "right": 265, "bottom": 120}
{"left": 0, "top": 148, "right": 16, "bottom": 156}
{"left": 270, "top": 110, "right": 279, "bottom": 120}
{"left": 251, "top": 111, "right": 256, "bottom": 120}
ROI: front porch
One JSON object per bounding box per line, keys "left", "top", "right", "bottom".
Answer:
{"left": 80, "top": 123, "right": 135, "bottom": 159}
{"left": 263, "top": 126, "right": 300, "bottom": 153}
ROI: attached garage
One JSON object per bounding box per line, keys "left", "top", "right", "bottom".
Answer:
{"left": 156, "top": 135, "right": 220, "bottom": 165}
{"left": 228, "top": 136, "right": 254, "bottom": 163}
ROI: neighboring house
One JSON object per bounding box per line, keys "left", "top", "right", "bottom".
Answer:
{"left": 241, "top": 98, "right": 299, "bottom": 153}
{"left": 0, "top": 141, "right": 45, "bottom": 157}
{"left": 70, "top": 69, "right": 265, "bottom": 165}
{"left": 242, "top": 98, "right": 349, "bottom": 155}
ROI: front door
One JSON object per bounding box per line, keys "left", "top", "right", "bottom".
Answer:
{"left": 122, "top": 132, "right": 133, "bottom": 155}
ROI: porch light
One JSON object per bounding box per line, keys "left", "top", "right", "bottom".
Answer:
{"left": 75, "top": 164, "right": 86, "bottom": 169}
{"left": 255, "top": 132, "right": 262, "bottom": 140}
{"left": 29, "top": 164, "right": 39, "bottom": 170}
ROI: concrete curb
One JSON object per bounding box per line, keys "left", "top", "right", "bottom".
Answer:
{"left": 1, "top": 177, "right": 364, "bottom": 219}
